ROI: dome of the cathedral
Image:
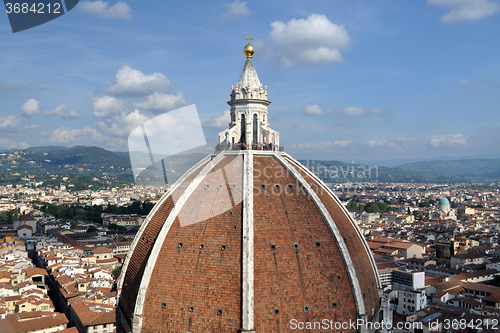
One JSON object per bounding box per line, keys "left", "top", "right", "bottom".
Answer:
{"left": 438, "top": 197, "right": 450, "bottom": 206}
{"left": 117, "top": 40, "right": 383, "bottom": 333}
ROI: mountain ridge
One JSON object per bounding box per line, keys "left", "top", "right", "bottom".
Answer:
{"left": 0, "top": 146, "right": 498, "bottom": 187}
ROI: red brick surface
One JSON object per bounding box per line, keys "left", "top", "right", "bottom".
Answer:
{"left": 119, "top": 161, "right": 209, "bottom": 322}
{"left": 141, "top": 156, "right": 244, "bottom": 333}
{"left": 119, "top": 153, "right": 380, "bottom": 333}
{"left": 253, "top": 156, "right": 357, "bottom": 332}
{"left": 284, "top": 156, "right": 380, "bottom": 319}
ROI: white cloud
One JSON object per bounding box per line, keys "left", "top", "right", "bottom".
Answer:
{"left": 335, "top": 119, "right": 351, "bottom": 127}
{"left": 339, "top": 106, "right": 365, "bottom": 116}
{"left": 91, "top": 96, "right": 126, "bottom": 118}
{"left": 0, "top": 137, "right": 29, "bottom": 150}
{"left": 44, "top": 104, "right": 82, "bottom": 118}
{"left": 105, "top": 65, "right": 171, "bottom": 96}
{"left": 0, "top": 82, "right": 22, "bottom": 90}
{"left": 79, "top": 1, "right": 132, "bottom": 19}
{"left": 64, "top": 110, "right": 82, "bottom": 119}
{"left": 133, "top": 92, "right": 188, "bottom": 112}
{"left": 428, "top": 0, "right": 500, "bottom": 23}
{"left": 23, "top": 124, "right": 40, "bottom": 130}
{"left": 303, "top": 105, "right": 324, "bottom": 115}
{"left": 479, "top": 77, "right": 499, "bottom": 86}
{"left": 302, "top": 105, "right": 388, "bottom": 116}
{"left": 267, "top": 14, "right": 351, "bottom": 66}
{"left": 430, "top": 133, "right": 468, "bottom": 147}
{"left": 458, "top": 78, "right": 473, "bottom": 86}
{"left": 290, "top": 140, "right": 351, "bottom": 149}
{"left": 201, "top": 110, "right": 230, "bottom": 129}
{"left": 338, "top": 106, "right": 389, "bottom": 116}
{"left": 365, "top": 134, "right": 468, "bottom": 151}
{"left": 97, "top": 109, "right": 150, "bottom": 137}
{"left": 48, "top": 109, "right": 149, "bottom": 148}
{"left": 223, "top": 0, "right": 250, "bottom": 18}
{"left": 366, "top": 138, "right": 418, "bottom": 150}
{"left": 50, "top": 127, "right": 106, "bottom": 144}
{"left": 44, "top": 104, "right": 67, "bottom": 116}
{"left": 20, "top": 98, "right": 41, "bottom": 117}
{"left": 0, "top": 115, "right": 20, "bottom": 129}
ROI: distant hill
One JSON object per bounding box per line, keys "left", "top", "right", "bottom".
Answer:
{"left": 0, "top": 146, "right": 133, "bottom": 189}
{"left": 1, "top": 146, "right": 499, "bottom": 188}
{"left": 395, "top": 159, "right": 500, "bottom": 182}
{"left": 27, "top": 146, "right": 70, "bottom": 153}
{"left": 22, "top": 146, "right": 132, "bottom": 171}
{"left": 298, "top": 160, "right": 465, "bottom": 183}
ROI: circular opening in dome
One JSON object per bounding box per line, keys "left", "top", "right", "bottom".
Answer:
{"left": 217, "top": 309, "right": 223, "bottom": 316}
{"left": 274, "top": 309, "right": 280, "bottom": 315}
{"left": 271, "top": 244, "right": 276, "bottom": 250}
{"left": 315, "top": 242, "right": 321, "bottom": 248}
{"left": 189, "top": 306, "right": 194, "bottom": 312}
{"left": 304, "top": 306, "right": 309, "bottom": 312}
{"left": 199, "top": 244, "right": 204, "bottom": 250}
{"left": 293, "top": 243, "right": 299, "bottom": 250}
{"left": 332, "top": 302, "right": 337, "bottom": 309}
{"left": 221, "top": 245, "right": 226, "bottom": 251}
{"left": 178, "top": 243, "right": 183, "bottom": 248}
{"left": 161, "top": 302, "right": 167, "bottom": 309}
{"left": 218, "top": 185, "right": 223, "bottom": 190}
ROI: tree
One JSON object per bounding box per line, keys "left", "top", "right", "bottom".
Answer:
{"left": 492, "top": 275, "right": 500, "bottom": 287}
{"left": 365, "top": 202, "right": 381, "bottom": 213}
{"left": 347, "top": 200, "right": 359, "bottom": 210}
{"left": 86, "top": 226, "right": 98, "bottom": 233}
{"left": 121, "top": 237, "right": 129, "bottom": 242}
{"left": 109, "top": 223, "right": 126, "bottom": 231}
{"left": 112, "top": 268, "right": 121, "bottom": 280}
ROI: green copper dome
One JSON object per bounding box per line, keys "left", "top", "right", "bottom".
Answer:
{"left": 439, "top": 197, "right": 450, "bottom": 206}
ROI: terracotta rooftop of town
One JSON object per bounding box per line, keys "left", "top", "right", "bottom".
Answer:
{"left": 17, "top": 214, "right": 35, "bottom": 221}
{"left": 0, "top": 312, "right": 68, "bottom": 333}
{"left": 90, "top": 247, "right": 112, "bottom": 254}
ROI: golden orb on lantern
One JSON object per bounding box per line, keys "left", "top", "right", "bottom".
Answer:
{"left": 244, "top": 35, "right": 254, "bottom": 59}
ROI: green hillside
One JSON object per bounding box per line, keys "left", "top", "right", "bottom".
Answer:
{"left": 298, "top": 160, "right": 465, "bottom": 183}
{"left": 0, "top": 146, "right": 133, "bottom": 189}
{"left": 396, "top": 159, "right": 500, "bottom": 182}
{"left": 1, "top": 146, "right": 499, "bottom": 188}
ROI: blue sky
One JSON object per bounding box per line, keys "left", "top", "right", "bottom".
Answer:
{"left": 1, "top": 0, "right": 499, "bottom": 164}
